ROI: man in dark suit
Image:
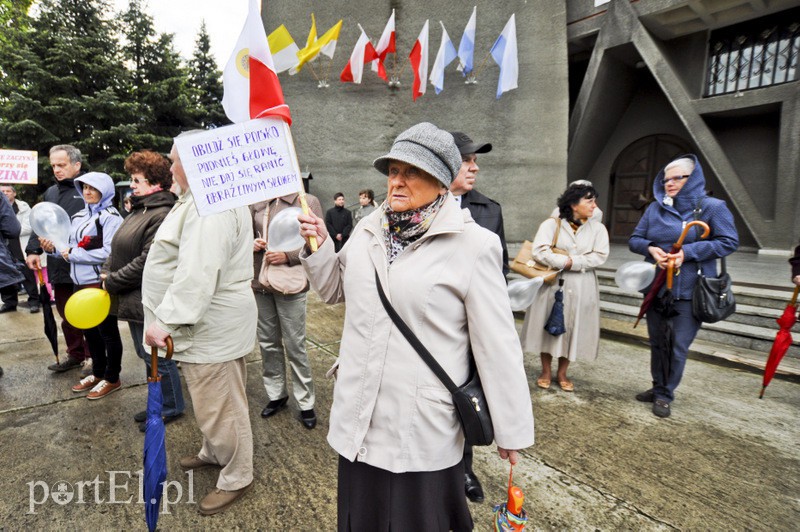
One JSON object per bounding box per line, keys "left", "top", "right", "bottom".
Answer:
{"left": 449, "top": 131, "right": 509, "bottom": 503}
{"left": 449, "top": 132, "right": 509, "bottom": 276}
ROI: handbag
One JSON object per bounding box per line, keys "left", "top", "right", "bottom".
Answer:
{"left": 510, "top": 218, "right": 568, "bottom": 284}
{"left": 257, "top": 203, "right": 308, "bottom": 294}
{"left": 690, "top": 199, "right": 736, "bottom": 323}
{"left": 692, "top": 257, "right": 736, "bottom": 323}
{"left": 374, "top": 270, "right": 494, "bottom": 446}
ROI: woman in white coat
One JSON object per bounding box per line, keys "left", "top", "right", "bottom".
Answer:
{"left": 298, "top": 123, "right": 534, "bottom": 531}
{"left": 521, "top": 182, "right": 609, "bottom": 392}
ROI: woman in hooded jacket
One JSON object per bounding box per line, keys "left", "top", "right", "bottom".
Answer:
{"left": 629, "top": 155, "right": 738, "bottom": 418}
{"left": 42, "top": 172, "right": 125, "bottom": 400}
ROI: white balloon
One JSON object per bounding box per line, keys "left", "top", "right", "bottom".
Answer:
{"left": 30, "top": 202, "right": 71, "bottom": 252}
{"left": 615, "top": 261, "right": 656, "bottom": 292}
{"left": 267, "top": 207, "right": 306, "bottom": 252}
{"left": 508, "top": 277, "right": 545, "bottom": 312}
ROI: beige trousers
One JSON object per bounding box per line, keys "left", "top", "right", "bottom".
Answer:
{"left": 181, "top": 357, "right": 253, "bottom": 491}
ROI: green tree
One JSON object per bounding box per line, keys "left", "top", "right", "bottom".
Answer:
{"left": 189, "top": 21, "right": 227, "bottom": 128}
{"left": 0, "top": 0, "right": 141, "bottom": 186}
{"left": 120, "top": 0, "right": 199, "bottom": 151}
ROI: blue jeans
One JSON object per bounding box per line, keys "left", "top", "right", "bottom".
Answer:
{"left": 646, "top": 299, "right": 702, "bottom": 403}
{"left": 128, "top": 321, "right": 185, "bottom": 417}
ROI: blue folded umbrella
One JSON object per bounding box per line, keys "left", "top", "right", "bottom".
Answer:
{"left": 143, "top": 338, "right": 173, "bottom": 532}
{"left": 544, "top": 283, "right": 566, "bottom": 336}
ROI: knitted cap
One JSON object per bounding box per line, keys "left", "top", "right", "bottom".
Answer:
{"left": 373, "top": 122, "right": 462, "bottom": 188}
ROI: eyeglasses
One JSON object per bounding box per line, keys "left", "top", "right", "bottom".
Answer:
{"left": 661, "top": 175, "right": 690, "bottom": 185}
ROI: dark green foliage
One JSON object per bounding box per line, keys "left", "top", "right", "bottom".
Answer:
{"left": 189, "top": 21, "right": 228, "bottom": 129}
{"left": 0, "top": 0, "right": 224, "bottom": 198}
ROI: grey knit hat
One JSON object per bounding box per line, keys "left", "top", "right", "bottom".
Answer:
{"left": 373, "top": 122, "right": 462, "bottom": 188}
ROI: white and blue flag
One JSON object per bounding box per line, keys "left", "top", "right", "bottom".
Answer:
{"left": 430, "top": 22, "right": 457, "bottom": 94}
{"left": 490, "top": 13, "right": 518, "bottom": 99}
{"left": 457, "top": 6, "right": 476, "bottom": 75}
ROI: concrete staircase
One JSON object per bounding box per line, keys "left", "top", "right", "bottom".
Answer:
{"left": 596, "top": 267, "right": 800, "bottom": 376}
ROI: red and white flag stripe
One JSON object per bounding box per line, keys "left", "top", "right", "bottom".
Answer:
{"left": 341, "top": 25, "right": 379, "bottom": 84}
{"left": 371, "top": 9, "right": 396, "bottom": 81}
{"left": 222, "top": 0, "right": 291, "bottom": 124}
{"left": 408, "top": 20, "right": 429, "bottom": 101}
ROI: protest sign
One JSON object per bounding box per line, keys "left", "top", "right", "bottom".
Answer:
{"left": 0, "top": 149, "right": 38, "bottom": 185}
{"left": 175, "top": 118, "right": 302, "bottom": 216}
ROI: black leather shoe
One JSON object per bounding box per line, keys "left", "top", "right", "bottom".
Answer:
{"left": 260, "top": 397, "right": 288, "bottom": 418}
{"left": 300, "top": 409, "right": 317, "bottom": 429}
{"left": 653, "top": 399, "right": 671, "bottom": 418}
{"left": 0, "top": 304, "right": 17, "bottom": 313}
{"left": 464, "top": 473, "right": 484, "bottom": 503}
{"left": 133, "top": 410, "right": 148, "bottom": 423}
{"left": 635, "top": 389, "right": 655, "bottom": 402}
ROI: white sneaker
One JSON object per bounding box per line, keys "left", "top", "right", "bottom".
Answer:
{"left": 71, "top": 374, "right": 99, "bottom": 393}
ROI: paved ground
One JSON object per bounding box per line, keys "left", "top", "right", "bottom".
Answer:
{"left": 1, "top": 291, "right": 798, "bottom": 530}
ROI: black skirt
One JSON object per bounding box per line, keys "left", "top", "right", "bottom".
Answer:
{"left": 337, "top": 455, "right": 473, "bottom": 532}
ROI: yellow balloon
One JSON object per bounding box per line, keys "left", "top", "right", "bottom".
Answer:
{"left": 65, "top": 288, "right": 111, "bottom": 329}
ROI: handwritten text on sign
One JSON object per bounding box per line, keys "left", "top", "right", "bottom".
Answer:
{"left": 175, "top": 118, "right": 301, "bottom": 216}
{"left": 0, "top": 149, "right": 38, "bottom": 185}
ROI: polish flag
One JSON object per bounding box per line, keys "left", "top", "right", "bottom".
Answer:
{"left": 222, "top": 0, "right": 291, "bottom": 124}
{"left": 371, "top": 9, "right": 396, "bottom": 80}
{"left": 341, "top": 25, "right": 379, "bottom": 84}
{"left": 408, "top": 20, "right": 429, "bottom": 101}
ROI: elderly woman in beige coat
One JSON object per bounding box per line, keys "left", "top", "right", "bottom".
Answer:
{"left": 298, "top": 123, "right": 534, "bottom": 531}
{"left": 521, "top": 182, "right": 609, "bottom": 392}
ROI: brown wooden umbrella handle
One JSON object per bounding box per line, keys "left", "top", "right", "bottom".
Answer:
{"left": 666, "top": 259, "right": 675, "bottom": 290}
{"left": 149, "top": 337, "right": 174, "bottom": 381}
{"left": 791, "top": 285, "right": 800, "bottom": 307}
{"left": 674, "top": 220, "right": 710, "bottom": 249}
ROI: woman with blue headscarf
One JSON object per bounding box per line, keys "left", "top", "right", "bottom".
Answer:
{"left": 629, "top": 155, "right": 738, "bottom": 418}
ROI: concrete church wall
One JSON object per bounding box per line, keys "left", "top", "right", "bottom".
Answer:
{"left": 261, "top": 0, "right": 569, "bottom": 241}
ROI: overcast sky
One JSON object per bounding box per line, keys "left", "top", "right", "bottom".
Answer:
{"left": 111, "top": 0, "right": 249, "bottom": 68}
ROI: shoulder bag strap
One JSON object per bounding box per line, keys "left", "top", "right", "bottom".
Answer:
{"left": 374, "top": 269, "right": 458, "bottom": 393}
{"left": 262, "top": 203, "right": 270, "bottom": 246}
{"left": 692, "top": 198, "right": 726, "bottom": 274}
{"left": 550, "top": 217, "right": 561, "bottom": 249}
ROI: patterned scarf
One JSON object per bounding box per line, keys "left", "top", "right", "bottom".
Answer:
{"left": 382, "top": 194, "right": 446, "bottom": 264}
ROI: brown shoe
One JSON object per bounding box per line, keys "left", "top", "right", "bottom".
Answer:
{"left": 198, "top": 482, "right": 252, "bottom": 515}
{"left": 86, "top": 379, "right": 121, "bottom": 400}
{"left": 71, "top": 375, "right": 99, "bottom": 393}
{"left": 179, "top": 455, "right": 218, "bottom": 471}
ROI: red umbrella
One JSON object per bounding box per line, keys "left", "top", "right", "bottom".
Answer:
{"left": 634, "top": 220, "right": 710, "bottom": 327}
{"left": 759, "top": 286, "right": 800, "bottom": 399}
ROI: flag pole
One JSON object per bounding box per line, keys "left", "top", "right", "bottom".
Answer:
{"left": 307, "top": 60, "right": 321, "bottom": 81}
{"left": 281, "top": 122, "right": 318, "bottom": 252}
{"left": 471, "top": 50, "right": 493, "bottom": 79}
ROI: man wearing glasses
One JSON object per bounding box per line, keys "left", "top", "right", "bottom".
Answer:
{"left": 449, "top": 132, "right": 509, "bottom": 277}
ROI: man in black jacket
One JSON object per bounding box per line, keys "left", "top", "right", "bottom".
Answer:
{"left": 449, "top": 131, "right": 509, "bottom": 504}
{"left": 25, "top": 144, "right": 90, "bottom": 372}
{"left": 324, "top": 192, "right": 353, "bottom": 252}
{"left": 449, "top": 132, "right": 509, "bottom": 277}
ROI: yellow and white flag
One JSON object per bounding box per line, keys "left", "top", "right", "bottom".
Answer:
{"left": 268, "top": 24, "right": 300, "bottom": 73}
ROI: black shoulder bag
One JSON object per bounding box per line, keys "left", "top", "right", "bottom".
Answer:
{"left": 374, "top": 270, "right": 494, "bottom": 446}
{"left": 691, "top": 199, "right": 736, "bottom": 323}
